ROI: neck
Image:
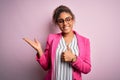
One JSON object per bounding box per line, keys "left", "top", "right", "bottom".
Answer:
{"left": 62, "top": 31, "right": 74, "bottom": 38}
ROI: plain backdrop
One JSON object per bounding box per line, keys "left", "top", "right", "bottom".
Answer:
{"left": 0, "top": 0, "right": 120, "bottom": 80}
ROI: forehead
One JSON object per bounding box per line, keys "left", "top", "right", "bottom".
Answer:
{"left": 58, "top": 12, "right": 72, "bottom": 19}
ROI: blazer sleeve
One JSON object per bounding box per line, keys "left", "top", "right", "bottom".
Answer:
{"left": 71, "top": 39, "right": 91, "bottom": 74}
{"left": 36, "top": 35, "right": 52, "bottom": 71}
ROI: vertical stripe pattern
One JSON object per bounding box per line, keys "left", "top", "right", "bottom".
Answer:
{"left": 53, "top": 35, "right": 79, "bottom": 80}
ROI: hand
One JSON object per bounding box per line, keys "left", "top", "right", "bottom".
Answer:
{"left": 23, "top": 38, "right": 43, "bottom": 56}
{"left": 61, "top": 45, "right": 76, "bottom": 62}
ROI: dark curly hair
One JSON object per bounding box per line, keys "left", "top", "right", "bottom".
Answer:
{"left": 53, "top": 5, "right": 75, "bottom": 24}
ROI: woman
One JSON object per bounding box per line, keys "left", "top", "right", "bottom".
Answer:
{"left": 23, "top": 5, "right": 91, "bottom": 80}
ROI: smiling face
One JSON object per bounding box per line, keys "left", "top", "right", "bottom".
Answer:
{"left": 57, "top": 12, "right": 75, "bottom": 34}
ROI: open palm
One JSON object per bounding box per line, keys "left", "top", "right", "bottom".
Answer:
{"left": 23, "top": 38, "right": 43, "bottom": 54}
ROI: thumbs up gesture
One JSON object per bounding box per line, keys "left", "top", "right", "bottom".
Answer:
{"left": 61, "top": 45, "right": 77, "bottom": 62}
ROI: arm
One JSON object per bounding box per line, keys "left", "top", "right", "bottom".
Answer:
{"left": 71, "top": 39, "right": 91, "bottom": 74}
{"left": 36, "top": 36, "right": 51, "bottom": 70}
{"left": 23, "top": 35, "right": 52, "bottom": 71}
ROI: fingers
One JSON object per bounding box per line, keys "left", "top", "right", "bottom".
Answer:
{"left": 34, "top": 38, "right": 39, "bottom": 44}
{"left": 61, "top": 53, "right": 70, "bottom": 62}
{"left": 61, "top": 52, "right": 65, "bottom": 61}
{"left": 23, "top": 38, "right": 34, "bottom": 46}
{"left": 23, "top": 37, "right": 38, "bottom": 50}
{"left": 23, "top": 38, "right": 30, "bottom": 43}
{"left": 61, "top": 45, "right": 73, "bottom": 62}
{"left": 61, "top": 52, "right": 69, "bottom": 62}
{"left": 23, "top": 37, "right": 43, "bottom": 54}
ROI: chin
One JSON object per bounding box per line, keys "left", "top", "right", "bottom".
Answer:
{"left": 62, "top": 30, "right": 71, "bottom": 34}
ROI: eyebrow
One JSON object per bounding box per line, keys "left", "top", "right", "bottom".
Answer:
{"left": 58, "top": 16, "right": 72, "bottom": 20}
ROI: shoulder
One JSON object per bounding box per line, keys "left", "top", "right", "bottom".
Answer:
{"left": 46, "top": 33, "right": 61, "bottom": 42}
{"left": 47, "top": 33, "right": 61, "bottom": 40}
{"left": 75, "top": 31, "right": 90, "bottom": 43}
{"left": 77, "top": 34, "right": 89, "bottom": 40}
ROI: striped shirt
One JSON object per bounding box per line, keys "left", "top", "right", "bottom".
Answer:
{"left": 53, "top": 35, "right": 79, "bottom": 80}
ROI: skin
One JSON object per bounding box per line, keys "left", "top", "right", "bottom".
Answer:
{"left": 23, "top": 12, "right": 76, "bottom": 62}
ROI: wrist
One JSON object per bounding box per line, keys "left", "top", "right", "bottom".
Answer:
{"left": 37, "top": 49, "right": 43, "bottom": 56}
{"left": 71, "top": 55, "right": 77, "bottom": 62}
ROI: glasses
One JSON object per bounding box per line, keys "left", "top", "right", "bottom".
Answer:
{"left": 57, "top": 17, "right": 73, "bottom": 24}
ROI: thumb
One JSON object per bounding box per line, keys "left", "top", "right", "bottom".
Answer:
{"left": 66, "top": 45, "right": 72, "bottom": 52}
{"left": 66, "top": 45, "right": 70, "bottom": 51}
{"left": 66, "top": 45, "right": 71, "bottom": 52}
{"left": 64, "top": 45, "right": 69, "bottom": 52}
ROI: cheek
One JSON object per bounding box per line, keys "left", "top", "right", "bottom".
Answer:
{"left": 70, "top": 22, "right": 74, "bottom": 27}
{"left": 57, "top": 24, "right": 63, "bottom": 28}
{"left": 70, "top": 20, "right": 74, "bottom": 26}
{"left": 58, "top": 25, "right": 63, "bottom": 30}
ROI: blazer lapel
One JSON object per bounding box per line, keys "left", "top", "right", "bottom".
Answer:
{"left": 75, "top": 31, "right": 84, "bottom": 57}
{"left": 51, "top": 33, "right": 62, "bottom": 67}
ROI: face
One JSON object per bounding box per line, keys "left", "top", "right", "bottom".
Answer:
{"left": 57, "top": 12, "right": 74, "bottom": 34}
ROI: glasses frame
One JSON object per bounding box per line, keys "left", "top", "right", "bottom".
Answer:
{"left": 57, "top": 17, "right": 73, "bottom": 24}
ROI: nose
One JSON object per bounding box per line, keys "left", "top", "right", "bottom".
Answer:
{"left": 63, "top": 20, "right": 67, "bottom": 26}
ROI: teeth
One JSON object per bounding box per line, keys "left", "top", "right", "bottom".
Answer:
{"left": 63, "top": 26, "right": 69, "bottom": 30}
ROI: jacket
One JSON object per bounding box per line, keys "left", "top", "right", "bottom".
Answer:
{"left": 36, "top": 31, "right": 91, "bottom": 80}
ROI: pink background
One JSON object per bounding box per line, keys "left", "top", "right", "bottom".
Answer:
{"left": 0, "top": 0, "right": 120, "bottom": 80}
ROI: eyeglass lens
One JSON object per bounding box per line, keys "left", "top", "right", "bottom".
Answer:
{"left": 57, "top": 17, "right": 72, "bottom": 23}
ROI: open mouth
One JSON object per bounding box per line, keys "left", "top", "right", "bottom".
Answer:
{"left": 63, "top": 26, "right": 69, "bottom": 30}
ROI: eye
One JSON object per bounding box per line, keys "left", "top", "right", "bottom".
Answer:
{"left": 57, "top": 17, "right": 72, "bottom": 24}
{"left": 57, "top": 19, "right": 64, "bottom": 23}
{"left": 65, "top": 17, "right": 72, "bottom": 22}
